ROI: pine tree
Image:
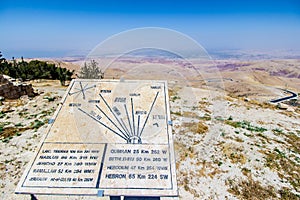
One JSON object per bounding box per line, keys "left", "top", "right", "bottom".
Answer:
{"left": 0, "top": 51, "right": 74, "bottom": 84}
{"left": 79, "top": 62, "right": 90, "bottom": 78}
{"left": 78, "top": 60, "right": 104, "bottom": 79}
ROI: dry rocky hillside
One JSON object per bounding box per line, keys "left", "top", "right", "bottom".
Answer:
{"left": 0, "top": 58, "right": 299, "bottom": 199}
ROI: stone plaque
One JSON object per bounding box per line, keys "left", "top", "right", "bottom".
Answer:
{"left": 16, "top": 79, "right": 178, "bottom": 197}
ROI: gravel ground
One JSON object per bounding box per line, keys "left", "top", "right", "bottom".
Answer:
{"left": 0, "top": 80, "right": 299, "bottom": 200}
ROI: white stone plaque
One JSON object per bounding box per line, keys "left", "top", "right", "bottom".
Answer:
{"left": 16, "top": 79, "right": 178, "bottom": 197}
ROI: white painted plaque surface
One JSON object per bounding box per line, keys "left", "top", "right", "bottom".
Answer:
{"left": 16, "top": 79, "right": 178, "bottom": 197}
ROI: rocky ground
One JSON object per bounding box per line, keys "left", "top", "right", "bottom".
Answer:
{"left": 0, "top": 80, "right": 67, "bottom": 200}
{"left": 171, "top": 86, "right": 299, "bottom": 199}
{"left": 0, "top": 58, "right": 300, "bottom": 199}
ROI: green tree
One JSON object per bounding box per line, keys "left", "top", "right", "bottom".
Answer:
{"left": 79, "top": 60, "right": 104, "bottom": 79}
{"left": 0, "top": 51, "right": 10, "bottom": 75}
{"left": 56, "top": 65, "right": 74, "bottom": 86}
{"left": 0, "top": 52, "right": 5, "bottom": 64}
{"left": 0, "top": 51, "right": 74, "bottom": 84}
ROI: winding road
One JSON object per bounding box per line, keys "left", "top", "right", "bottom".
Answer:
{"left": 270, "top": 89, "right": 298, "bottom": 103}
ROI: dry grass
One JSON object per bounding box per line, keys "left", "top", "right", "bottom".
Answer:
{"left": 222, "top": 143, "right": 247, "bottom": 164}
{"left": 234, "top": 137, "right": 244, "bottom": 143}
{"left": 279, "top": 111, "right": 296, "bottom": 118}
{"left": 224, "top": 96, "right": 235, "bottom": 102}
{"left": 252, "top": 101, "right": 277, "bottom": 110}
{"left": 182, "top": 111, "right": 198, "bottom": 118}
{"left": 285, "top": 132, "right": 300, "bottom": 154}
{"left": 196, "top": 122, "right": 208, "bottom": 134}
{"left": 170, "top": 111, "right": 182, "bottom": 116}
{"left": 168, "top": 86, "right": 181, "bottom": 99}
{"left": 227, "top": 176, "right": 277, "bottom": 200}
{"left": 227, "top": 164, "right": 278, "bottom": 199}
{"left": 0, "top": 119, "right": 46, "bottom": 143}
{"left": 2, "top": 99, "right": 25, "bottom": 108}
{"left": 174, "top": 141, "right": 187, "bottom": 162}
{"left": 229, "top": 158, "right": 300, "bottom": 199}
{"left": 263, "top": 148, "right": 300, "bottom": 191}
{"left": 199, "top": 113, "right": 211, "bottom": 121}
{"left": 0, "top": 127, "right": 30, "bottom": 142}
{"left": 279, "top": 188, "right": 300, "bottom": 199}
{"left": 182, "top": 175, "right": 200, "bottom": 198}
{"left": 182, "top": 121, "right": 209, "bottom": 134}
{"left": 198, "top": 100, "right": 211, "bottom": 109}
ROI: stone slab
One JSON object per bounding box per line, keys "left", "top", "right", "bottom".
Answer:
{"left": 16, "top": 79, "right": 178, "bottom": 197}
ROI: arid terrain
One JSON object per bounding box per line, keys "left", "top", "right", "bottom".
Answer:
{"left": 0, "top": 57, "right": 299, "bottom": 199}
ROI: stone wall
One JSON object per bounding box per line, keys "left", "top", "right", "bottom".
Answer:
{"left": 0, "top": 74, "right": 36, "bottom": 99}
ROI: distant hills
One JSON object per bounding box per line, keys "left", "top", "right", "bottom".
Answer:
{"left": 78, "top": 48, "right": 300, "bottom": 60}
{"left": 3, "top": 48, "right": 300, "bottom": 62}
{"left": 208, "top": 49, "right": 300, "bottom": 60}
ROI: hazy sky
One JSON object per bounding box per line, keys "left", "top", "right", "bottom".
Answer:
{"left": 1, "top": 0, "right": 300, "bottom": 58}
